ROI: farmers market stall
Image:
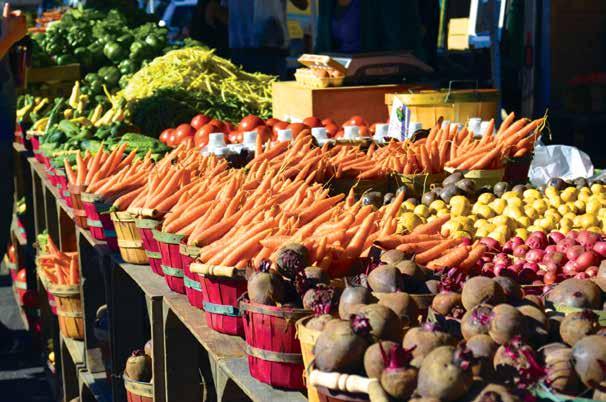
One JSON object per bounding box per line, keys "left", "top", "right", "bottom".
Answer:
{"left": 8, "top": 5, "right": 606, "bottom": 402}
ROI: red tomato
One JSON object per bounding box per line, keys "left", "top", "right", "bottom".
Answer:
{"left": 344, "top": 115, "right": 367, "bottom": 127}
{"left": 174, "top": 124, "right": 195, "bottom": 143}
{"left": 159, "top": 128, "right": 173, "bottom": 144}
{"left": 208, "top": 119, "right": 226, "bottom": 131}
{"left": 324, "top": 123, "right": 338, "bottom": 138}
{"left": 238, "top": 114, "right": 264, "bottom": 132}
{"left": 287, "top": 122, "right": 310, "bottom": 139}
{"left": 190, "top": 114, "right": 210, "bottom": 130}
{"left": 253, "top": 125, "right": 271, "bottom": 143}
{"left": 321, "top": 118, "right": 336, "bottom": 126}
{"left": 302, "top": 116, "right": 323, "bottom": 128}
{"left": 167, "top": 132, "right": 178, "bottom": 147}
{"left": 228, "top": 131, "right": 243, "bottom": 144}
{"left": 359, "top": 126, "right": 370, "bottom": 137}
{"left": 194, "top": 123, "right": 221, "bottom": 148}
{"left": 272, "top": 121, "right": 289, "bottom": 138}
{"left": 180, "top": 137, "right": 194, "bottom": 148}
{"left": 265, "top": 118, "right": 282, "bottom": 127}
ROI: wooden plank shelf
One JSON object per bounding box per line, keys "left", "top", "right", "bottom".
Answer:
{"left": 79, "top": 368, "right": 112, "bottom": 402}
{"left": 164, "top": 295, "right": 307, "bottom": 402}
{"left": 62, "top": 334, "right": 85, "bottom": 367}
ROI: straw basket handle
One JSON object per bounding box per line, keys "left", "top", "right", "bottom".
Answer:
{"left": 190, "top": 263, "right": 236, "bottom": 278}
{"left": 309, "top": 371, "right": 389, "bottom": 402}
{"left": 444, "top": 80, "right": 479, "bottom": 103}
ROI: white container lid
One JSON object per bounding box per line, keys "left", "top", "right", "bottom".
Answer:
{"left": 480, "top": 121, "right": 491, "bottom": 136}
{"left": 408, "top": 122, "right": 423, "bottom": 138}
{"left": 468, "top": 118, "right": 482, "bottom": 137}
{"left": 277, "top": 129, "right": 292, "bottom": 142}
{"left": 344, "top": 125, "right": 360, "bottom": 139}
{"left": 373, "top": 123, "right": 389, "bottom": 140}
{"left": 450, "top": 122, "right": 463, "bottom": 132}
{"left": 311, "top": 127, "right": 328, "bottom": 141}
{"left": 243, "top": 131, "right": 257, "bottom": 147}
{"left": 208, "top": 132, "right": 226, "bottom": 148}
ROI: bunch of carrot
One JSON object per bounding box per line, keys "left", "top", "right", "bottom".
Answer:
{"left": 376, "top": 215, "right": 487, "bottom": 272}
{"left": 37, "top": 237, "right": 80, "bottom": 286}
{"left": 125, "top": 146, "right": 228, "bottom": 216}
{"left": 327, "top": 143, "right": 389, "bottom": 180}
{"left": 64, "top": 143, "right": 135, "bottom": 188}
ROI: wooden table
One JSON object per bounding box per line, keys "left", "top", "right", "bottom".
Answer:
{"left": 25, "top": 155, "right": 308, "bottom": 402}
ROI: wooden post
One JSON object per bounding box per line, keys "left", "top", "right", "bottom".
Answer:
{"left": 78, "top": 231, "right": 108, "bottom": 374}
{"left": 61, "top": 337, "right": 80, "bottom": 402}
{"left": 109, "top": 259, "right": 147, "bottom": 402}
{"left": 163, "top": 297, "right": 203, "bottom": 402}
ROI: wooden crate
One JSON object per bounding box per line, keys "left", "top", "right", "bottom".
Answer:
{"left": 27, "top": 63, "right": 81, "bottom": 83}
{"left": 272, "top": 81, "right": 410, "bottom": 125}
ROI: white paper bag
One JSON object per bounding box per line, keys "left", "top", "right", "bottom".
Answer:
{"left": 529, "top": 144, "right": 594, "bottom": 186}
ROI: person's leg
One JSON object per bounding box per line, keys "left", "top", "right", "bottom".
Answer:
{"left": 0, "top": 80, "right": 16, "bottom": 256}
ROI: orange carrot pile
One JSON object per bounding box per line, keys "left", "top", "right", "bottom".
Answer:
{"left": 64, "top": 143, "right": 134, "bottom": 188}
{"left": 37, "top": 237, "right": 80, "bottom": 286}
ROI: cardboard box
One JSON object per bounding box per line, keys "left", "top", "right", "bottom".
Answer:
{"left": 272, "top": 81, "right": 410, "bottom": 125}
{"left": 448, "top": 18, "right": 469, "bottom": 50}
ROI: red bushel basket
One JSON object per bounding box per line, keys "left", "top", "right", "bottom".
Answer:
{"left": 29, "top": 135, "right": 43, "bottom": 163}
{"left": 153, "top": 230, "right": 186, "bottom": 293}
{"left": 123, "top": 375, "right": 152, "bottom": 402}
{"left": 134, "top": 217, "right": 163, "bottom": 276}
{"left": 190, "top": 263, "right": 246, "bottom": 336}
{"left": 54, "top": 168, "right": 72, "bottom": 207}
{"left": 240, "top": 298, "right": 310, "bottom": 389}
{"left": 179, "top": 242, "right": 203, "bottom": 309}
{"left": 46, "top": 166, "right": 57, "bottom": 185}
{"left": 81, "top": 192, "right": 118, "bottom": 251}
{"left": 69, "top": 184, "right": 88, "bottom": 229}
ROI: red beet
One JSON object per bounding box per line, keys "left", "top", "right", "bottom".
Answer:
{"left": 379, "top": 344, "right": 418, "bottom": 400}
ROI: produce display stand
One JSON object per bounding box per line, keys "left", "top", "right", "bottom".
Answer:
{"left": 272, "top": 81, "right": 410, "bottom": 124}
{"left": 22, "top": 151, "right": 307, "bottom": 402}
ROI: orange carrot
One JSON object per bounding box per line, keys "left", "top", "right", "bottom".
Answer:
{"left": 410, "top": 215, "right": 450, "bottom": 235}
{"left": 414, "top": 239, "right": 462, "bottom": 265}
{"left": 426, "top": 245, "right": 469, "bottom": 270}
{"left": 468, "top": 145, "right": 502, "bottom": 170}
{"left": 459, "top": 244, "right": 487, "bottom": 271}
{"left": 395, "top": 240, "right": 443, "bottom": 254}
{"left": 344, "top": 211, "right": 376, "bottom": 257}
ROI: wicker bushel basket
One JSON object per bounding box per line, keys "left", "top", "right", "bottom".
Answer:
{"left": 191, "top": 263, "right": 246, "bottom": 336}
{"left": 296, "top": 316, "right": 322, "bottom": 402}
{"left": 309, "top": 370, "right": 389, "bottom": 402}
{"left": 49, "top": 284, "right": 84, "bottom": 340}
{"left": 179, "top": 243, "right": 203, "bottom": 309}
{"left": 153, "top": 230, "right": 186, "bottom": 294}
{"left": 69, "top": 184, "right": 88, "bottom": 228}
{"left": 111, "top": 211, "right": 148, "bottom": 265}
{"left": 134, "top": 217, "right": 163, "bottom": 276}
{"left": 123, "top": 374, "right": 153, "bottom": 402}
{"left": 392, "top": 171, "right": 448, "bottom": 198}
{"left": 81, "top": 192, "right": 118, "bottom": 250}
{"left": 240, "top": 298, "right": 310, "bottom": 389}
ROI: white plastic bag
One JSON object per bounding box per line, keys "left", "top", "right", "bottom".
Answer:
{"left": 528, "top": 144, "right": 594, "bottom": 186}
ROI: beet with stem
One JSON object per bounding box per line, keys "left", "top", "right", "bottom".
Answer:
{"left": 461, "top": 304, "right": 493, "bottom": 340}
{"left": 543, "top": 343, "right": 580, "bottom": 394}
{"left": 313, "top": 314, "right": 372, "bottom": 373}
{"left": 377, "top": 292, "right": 419, "bottom": 327}
{"left": 559, "top": 310, "right": 600, "bottom": 346}
{"left": 364, "top": 340, "right": 397, "bottom": 378}
{"left": 381, "top": 249, "right": 405, "bottom": 265}
{"left": 546, "top": 278, "right": 602, "bottom": 309}
{"left": 402, "top": 322, "right": 457, "bottom": 367}
{"left": 571, "top": 335, "right": 606, "bottom": 389}
{"left": 417, "top": 343, "right": 475, "bottom": 401}
{"left": 462, "top": 277, "right": 505, "bottom": 310}
{"left": 467, "top": 334, "right": 498, "bottom": 379}
{"left": 367, "top": 264, "right": 403, "bottom": 293}
{"left": 275, "top": 243, "right": 310, "bottom": 280}
{"left": 357, "top": 304, "right": 403, "bottom": 342}
{"left": 493, "top": 276, "right": 523, "bottom": 303}
{"left": 493, "top": 337, "right": 545, "bottom": 389}
{"left": 517, "top": 304, "right": 549, "bottom": 347}
{"left": 432, "top": 291, "right": 464, "bottom": 318}
{"left": 488, "top": 304, "right": 526, "bottom": 345}
{"left": 247, "top": 261, "right": 285, "bottom": 305}
{"left": 338, "top": 285, "right": 375, "bottom": 319}
{"left": 379, "top": 344, "right": 418, "bottom": 400}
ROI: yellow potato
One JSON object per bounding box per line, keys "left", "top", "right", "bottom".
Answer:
{"left": 524, "top": 206, "right": 538, "bottom": 220}
{"left": 574, "top": 199, "right": 586, "bottom": 212}
{"left": 474, "top": 204, "right": 495, "bottom": 219}
{"left": 557, "top": 204, "right": 571, "bottom": 216}
{"left": 514, "top": 228, "right": 529, "bottom": 240}
{"left": 545, "top": 186, "right": 558, "bottom": 199}
{"left": 487, "top": 231, "right": 507, "bottom": 244}
{"left": 490, "top": 199, "right": 507, "bottom": 215}
{"left": 548, "top": 196, "right": 562, "bottom": 208}
{"left": 586, "top": 197, "right": 601, "bottom": 215}
{"left": 429, "top": 200, "right": 447, "bottom": 212}
{"left": 398, "top": 212, "right": 423, "bottom": 233}
{"left": 532, "top": 199, "right": 548, "bottom": 214}
{"left": 591, "top": 183, "right": 604, "bottom": 195}
{"left": 515, "top": 216, "right": 531, "bottom": 228}
{"left": 503, "top": 206, "right": 524, "bottom": 219}
{"left": 506, "top": 197, "right": 523, "bottom": 208}
{"left": 451, "top": 230, "right": 472, "bottom": 239}
{"left": 414, "top": 204, "right": 430, "bottom": 218}
{"left": 560, "top": 187, "right": 578, "bottom": 203}
{"left": 477, "top": 193, "right": 496, "bottom": 204}
{"left": 523, "top": 189, "right": 541, "bottom": 200}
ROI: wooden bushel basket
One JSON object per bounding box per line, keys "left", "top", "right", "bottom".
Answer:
{"left": 81, "top": 192, "right": 118, "bottom": 251}
{"left": 191, "top": 263, "right": 246, "bottom": 336}
{"left": 49, "top": 284, "right": 84, "bottom": 340}
{"left": 240, "top": 298, "right": 310, "bottom": 389}
{"left": 134, "top": 217, "right": 163, "bottom": 276}
{"left": 38, "top": 270, "right": 57, "bottom": 315}
{"left": 111, "top": 212, "right": 148, "bottom": 265}
{"left": 69, "top": 184, "right": 88, "bottom": 229}
{"left": 392, "top": 171, "right": 447, "bottom": 198}
{"left": 296, "top": 316, "right": 322, "bottom": 402}
{"left": 153, "top": 230, "right": 186, "bottom": 294}
{"left": 123, "top": 374, "right": 153, "bottom": 402}
{"left": 179, "top": 243, "right": 203, "bottom": 309}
